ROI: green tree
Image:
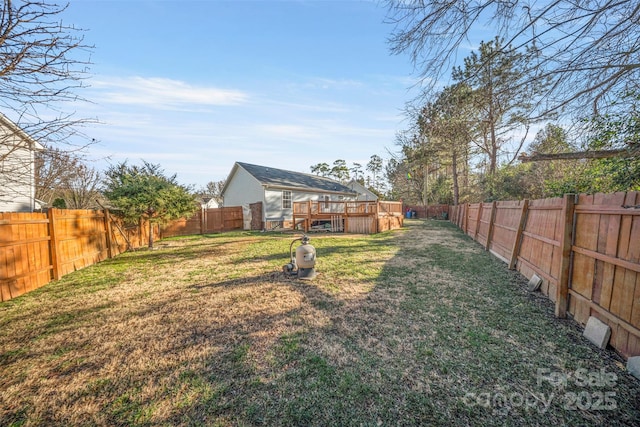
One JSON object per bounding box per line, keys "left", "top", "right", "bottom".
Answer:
{"left": 428, "top": 83, "right": 474, "bottom": 204}
{"left": 350, "top": 162, "right": 363, "bottom": 182}
{"left": 367, "top": 155, "right": 384, "bottom": 192}
{"left": 525, "top": 124, "right": 577, "bottom": 198}
{"left": 330, "top": 159, "right": 350, "bottom": 182}
{"left": 52, "top": 198, "right": 66, "bottom": 209}
{"left": 482, "top": 163, "right": 532, "bottom": 201}
{"left": 453, "top": 37, "right": 548, "bottom": 176}
{"left": 546, "top": 108, "right": 640, "bottom": 195}
{"left": 310, "top": 162, "right": 330, "bottom": 177}
{"left": 103, "top": 161, "right": 197, "bottom": 249}
{"left": 393, "top": 83, "right": 475, "bottom": 205}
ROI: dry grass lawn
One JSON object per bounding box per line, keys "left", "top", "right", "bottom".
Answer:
{"left": 1, "top": 220, "right": 639, "bottom": 426}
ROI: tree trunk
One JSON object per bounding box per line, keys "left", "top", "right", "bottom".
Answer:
{"left": 489, "top": 123, "right": 498, "bottom": 174}
{"left": 451, "top": 151, "right": 460, "bottom": 205}
{"left": 423, "top": 164, "right": 429, "bottom": 205}
{"left": 148, "top": 219, "right": 154, "bottom": 249}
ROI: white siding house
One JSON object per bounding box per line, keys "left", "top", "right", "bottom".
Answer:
{"left": 197, "top": 196, "right": 220, "bottom": 209}
{"left": 221, "top": 162, "right": 357, "bottom": 227}
{"left": 0, "top": 114, "right": 44, "bottom": 212}
{"left": 346, "top": 179, "right": 378, "bottom": 201}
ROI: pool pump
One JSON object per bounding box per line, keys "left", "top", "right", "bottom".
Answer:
{"left": 282, "top": 234, "right": 317, "bottom": 280}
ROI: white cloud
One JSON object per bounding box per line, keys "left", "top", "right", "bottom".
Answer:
{"left": 76, "top": 71, "right": 410, "bottom": 186}
{"left": 91, "top": 76, "right": 249, "bottom": 109}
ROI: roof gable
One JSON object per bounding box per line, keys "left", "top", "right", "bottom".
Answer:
{"left": 346, "top": 179, "right": 378, "bottom": 199}
{"left": 235, "top": 162, "right": 356, "bottom": 195}
{"left": 0, "top": 113, "right": 44, "bottom": 151}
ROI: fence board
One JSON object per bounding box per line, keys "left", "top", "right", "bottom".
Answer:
{"left": 50, "top": 209, "right": 109, "bottom": 277}
{"left": 0, "top": 209, "right": 163, "bottom": 302}
{"left": 162, "top": 209, "right": 203, "bottom": 237}
{"left": 406, "top": 204, "right": 449, "bottom": 219}
{"left": 476, "top": 203, "right": 492, "bottom": 248}
{"left": 488, "top": 200, "right": 521, "bottom": 262}
{"left": 516, "top": 198, "right": 563, "bottom": 298}
{"left": 0, "top": 212, "right": 51, "bottom": 301}
{"left": 450, "top": 191, "right": 640, "bottom": 359}
{"left": 466, "top": 203, "right": 479, "bottom": 237}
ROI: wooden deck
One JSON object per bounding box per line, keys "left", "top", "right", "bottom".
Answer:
{"left": 292, "top": 201, "right": 403, "bottom": 234}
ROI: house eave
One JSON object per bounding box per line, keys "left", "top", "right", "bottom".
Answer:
{"left": 0, "top": 113, "right": 44, "bottom": 150}
{"left": 263, "top": 183, "right": 357, "bottom": 196}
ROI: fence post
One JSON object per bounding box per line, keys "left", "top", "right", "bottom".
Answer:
{"left": 555, "top": 194, "right": 576, "bottom": 318}
{"left": 48, "top": 208, "right": 61, "bottom": 280}
{"left": 508, "top": 199, "right": 529, "bottom": 270}
{"left": 464, "top": 203, "right": 470, "bottom": 235}
{"left": 200, "top": 208, "right": 205, "bottom": 235}
{"left": 485, "top": 201, "right": 497, "bottom": 251}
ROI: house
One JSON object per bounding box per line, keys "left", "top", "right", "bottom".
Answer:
{"left": 221, "top": 162, "right": 357, "bottom": 229}
{"left": 346, "top": 179, "right": 378, "bottom": 201}
{"left": 0, "top": 114, "right": 44, "bottom": 212}
{"left": 196, "top": 196, "right": 219, "bottom": 209}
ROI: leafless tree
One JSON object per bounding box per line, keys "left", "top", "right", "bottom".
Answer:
{"left": 198, "top": 180, "right": 226, "bottom": 205}
{"left": 386, "top": 0, "right": 640, "bottom": 118}
{"left": 60, "top": 162, "right": 101, "bottom": 209}
{"left": 1, "top": 1, "right": 94, "bottom": 210}
{"left": 35, "top": 147, "right": 101, "bottom": 209}
{"left": 34, "top": 147, "right": 80, "bottom": 206}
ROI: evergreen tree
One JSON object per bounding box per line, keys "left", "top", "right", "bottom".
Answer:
{"left": 103, "top": 161, "right": 197, "bottom": 249}
{"left": 330, "top": 159, "right": 350, "bottom": 182}
{"left": 453, "top": 37, "right": 549, "bottom": 175}
{"left": 310, "top": 162, "right": 331, "bottom": 177}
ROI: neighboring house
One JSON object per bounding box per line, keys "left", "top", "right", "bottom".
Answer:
{"left": 346, "top": 179, "right": 378, "bottom": 201}
{"left": 197, "top": 196, "right": 219, "bottom": 209}
{"left": 221, "top": 162, "right": 357, "bottom": 228}
{"left": 0, "top": 114, "right": 44, "bottom": 212}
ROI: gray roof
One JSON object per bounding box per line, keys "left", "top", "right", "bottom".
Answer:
{"left": 237, "top": 162, "right": 357, "bottom": 194}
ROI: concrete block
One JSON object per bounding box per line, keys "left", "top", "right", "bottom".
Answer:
{"left": 527, "top": 274, "right": 543, "bottom": 292}
{"left": 583, "top": 316, "right": 611, "bottom": 349}
{"left": 627, "top": 357, "right": 640, "bottom": 380}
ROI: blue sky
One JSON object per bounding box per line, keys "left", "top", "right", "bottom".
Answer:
{"left": 64, "top": 0, "right": 422, "bottom": 189}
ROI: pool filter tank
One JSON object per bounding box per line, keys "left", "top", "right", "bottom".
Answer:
{"left": 283, "top": 234, "right": 317, "bottom": 280}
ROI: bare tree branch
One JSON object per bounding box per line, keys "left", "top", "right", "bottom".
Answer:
{"left": 386, "top": 0, "right": 640, "bottom": 118}
{"left": 0, "top": 0, "right": 95, "bottom": 147}
{"left": 519, "top": 146, "right": 640, "bottom": 162}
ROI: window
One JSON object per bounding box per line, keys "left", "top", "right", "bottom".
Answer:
{"left": 282, "top": 190, "right": 292, "bottom": 209}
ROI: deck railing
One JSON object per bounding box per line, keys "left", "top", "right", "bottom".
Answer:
{"left": 292, "top": 200, "right": 403, "bottom": 234}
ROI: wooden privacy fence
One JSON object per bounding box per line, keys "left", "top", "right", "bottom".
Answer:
{"left": 292, "top": 200, "right": 404, "bottom": 234}
{"left": 0, "top": 206, "right": 245, "bottom": 302}
{"left": 0, "top": 209, "right": 158, "bottom": 302}
{"left": 449, "top": 192, "right": 640, "bottom": 358}
{"left": 161, "top": 206, "right": 245, "bottom": 237}
{"left": 405, "top": 204, "right": 450, "bottom": 219}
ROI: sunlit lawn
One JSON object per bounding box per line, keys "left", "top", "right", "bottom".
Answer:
{"left": 1, "top": 220, "right": 638, "bottom": 426}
